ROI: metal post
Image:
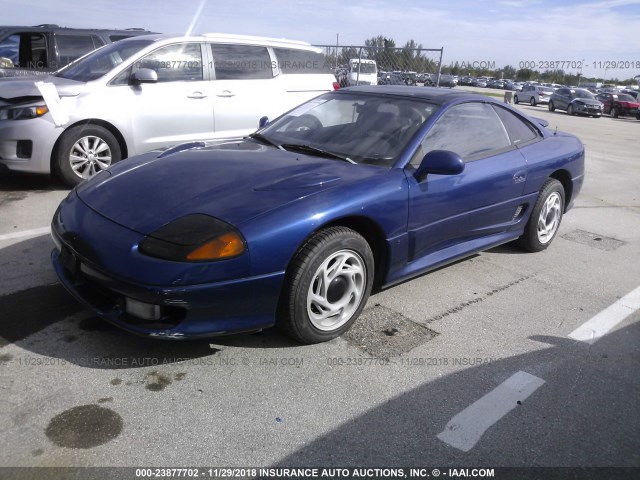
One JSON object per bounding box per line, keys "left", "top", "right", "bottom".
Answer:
{"left": 356, "top": 47, "right": 362, "bottom": 86}
{"left": 436, "top": 47, "right": 443, "bottom": 87}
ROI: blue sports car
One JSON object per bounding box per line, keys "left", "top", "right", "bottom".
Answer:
{"left": 51, "top": 86, "right": 585, "bottom": 343}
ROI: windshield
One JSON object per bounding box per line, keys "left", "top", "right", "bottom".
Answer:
{"left": 350, "top": 62, "right": 377, "bottom": 74}
{"left": 572, "top": 90, "right": 596, "bottom": 99}
{"left": 54, "top": 38, "right": 155, "bottom": 82}
{"left": 258, "top": 92, "right": 437, "bottom": 166}
{"left": 616, "top": 94, "right": 636, "bottom": 102}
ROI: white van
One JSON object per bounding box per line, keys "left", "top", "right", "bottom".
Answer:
{"left": 346, "top": 58, "right": 377, "bottom": 86}
{"left": 0, "top": 33, "right": 338, "bottom": 185}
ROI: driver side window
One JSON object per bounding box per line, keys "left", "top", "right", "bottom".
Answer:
{"left": 134, "top": 43, "right": 203, "bottom": 82}
{"left": 413, "top": 102, "right": 511, "bottom": 165}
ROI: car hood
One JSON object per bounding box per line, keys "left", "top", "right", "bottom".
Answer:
{"left": 76, "top": 140, "right": 385, "bottom": 234}
{"left": 571, "top": 98, "right": 601, "bottom": 106}
{"left": 0, "top": 75, "right": 82, "bottom": 102}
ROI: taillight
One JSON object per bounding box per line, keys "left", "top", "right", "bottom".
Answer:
{"left": 332, "top": 82, "right": 340, "bottom": 90}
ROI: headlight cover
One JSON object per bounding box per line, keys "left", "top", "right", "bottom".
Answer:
{"left": 138, "top": 214, "right": 246, "bottom": 262}
{"left": 0, "top": 105, "right": 49, "bottom": 121}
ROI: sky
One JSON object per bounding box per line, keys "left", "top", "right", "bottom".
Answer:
{"left": 3, "top": 0, "right": 640, "bottom": 81}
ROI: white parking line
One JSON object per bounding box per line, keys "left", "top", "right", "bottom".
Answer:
{"left": 568, "top": 286, "right": 640, "bottom": 344}
{"left": 0, "top": 226, "right": 50, "bottom": 242}
{"left": 437, "top": 371, "right": 545, "bottom": 452}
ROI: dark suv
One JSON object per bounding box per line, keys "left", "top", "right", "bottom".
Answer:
{"left": 0, "top": 24, "right": 155, "bottom": 78}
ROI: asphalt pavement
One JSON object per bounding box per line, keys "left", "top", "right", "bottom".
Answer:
{"left": 0, "top": 98, "right": 638, "bottom": 475}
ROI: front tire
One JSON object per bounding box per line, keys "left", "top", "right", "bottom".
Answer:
{"left": 514, "top": 95, "right": 519, "bottom": 104}
{"left": 530, "top": 97, "right": 537, "bottom": 106}
{"left": 517, "top": 179, "right": 565, "bottom": 252}
{"left": 611, "top": 107, "right": 619, "bottom": 118}
{"left": 277, "top": 227, "right": 374, "bottom": 344}
{"left": 55, "top": 125, "right": 121, "bottom": 187}
{"left": 567, "top": 104, "right": 574, "bottom": 116}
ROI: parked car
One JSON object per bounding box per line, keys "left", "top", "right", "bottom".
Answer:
{"left": 596, "top": 92, "right": 640, "bottom": 119}
{"left": 51, "top": 86, "right": 584, "bottom": 343}
{"left": 471, "top": 78, "right": 487, "bottom": 87}
{"left": 378, "top": 72, "right": 406, "bottom": 85}
{"left": 514, "top": 85, "right": 554, "bottom": 106}
{"left": 438, "top": 74, "right": 457, "bottom": 88}
{"left": 0, "top": 33, "right": 338, "bottom": 185}
{"left": 549, "top": 88, "right": 603, "bottom": 117}
{"left": 619, "top": 89, "right": 638, "bottom": 100}
{"left": 338, "top": 58, "right": 378, "bottom": 87}
{"left": 506, "top": 81, "right": 524, "bottom": 91}
{"left": 0, "top": 24, "right": 155, "bottom": 78}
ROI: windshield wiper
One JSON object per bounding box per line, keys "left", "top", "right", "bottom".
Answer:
{"left": 248, "top": 133, "right": 285, "bottom": 150}
{"left": 280, "top": 144, "right": 356, "bottom": 164}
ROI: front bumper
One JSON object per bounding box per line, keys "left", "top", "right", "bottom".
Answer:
{"left": 573, "top": 104, "right": 603, "bottom": 116}
{"left": 52, "top": 246, "right": 283, "bottom": 339}
{"left": 0, "top": 115, "right": 61, "bottom": 174}
{"left": 50, "top": 193, "right": 284, "bottom": 338}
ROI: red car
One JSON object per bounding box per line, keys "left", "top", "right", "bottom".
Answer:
{"left": 596, "top": 92, "right": 640, "bottom": 119}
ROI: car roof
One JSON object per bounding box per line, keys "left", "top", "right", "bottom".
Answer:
{"left": 337, "top": 86, "right": 488, "bottom": 104}
{"left": 124, "top": 32, "right": 320, "bottom": 51}
{"left": 0, "top": 25, "right": 153, "bottom": 34}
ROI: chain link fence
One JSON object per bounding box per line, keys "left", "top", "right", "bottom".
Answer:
{"left": 315, "top": 45, "right": 444, "bottom": 87}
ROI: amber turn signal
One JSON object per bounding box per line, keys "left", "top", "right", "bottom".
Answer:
{"left": 186, "top": 232, "right": 245, "bottom": 260}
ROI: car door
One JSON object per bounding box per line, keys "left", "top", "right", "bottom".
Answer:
{"left": 208, "top": 43, "right": 278, "bottom": 138}
{"left": 555, "top": 89, "right": 568, "bottom": 110}
{"left": 111, "top": 42, "right": 214, "bottom": 154}
{"left": 405, "top": 101, "right": 528, "bottom": 260}
{"left": 599, "top": 94, "right": 612, "bottom": 114}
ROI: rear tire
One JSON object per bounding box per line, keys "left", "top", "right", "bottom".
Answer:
{"left": 514, "top": 95, "right": 519, "bottom": 104}
{"left": 517, "top": 179, "right": 565, "bottom": 252}
{"left": 548, "top": 100, "right": 555, "bottom": 112}
{"left": 277, "top": 227, "right": 374, "bottom": 344}
{"left": 611, "top": 107, "right": 619, "bottom": 118}
{"left": 530, "top": 97, "right": 537, "bottom": 106}
{"left": 55, "top": 125, "right": 121, "bottom": 187}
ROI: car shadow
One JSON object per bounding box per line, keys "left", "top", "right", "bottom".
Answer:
{"left": 487, "top": 242, "right": 528, "bottom": 255}
{"left": 265, "top": 321, "right": 640, "bottom": 466}
{"left": 0, "top": 232, "right": 540, "bottom": 369}
{"left": 0, "top": 170, "right": 68, "bottom": 193}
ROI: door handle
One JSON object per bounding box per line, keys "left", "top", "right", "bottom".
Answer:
{"left": 216, "top": 90, "right": 235, "bottom": 98}
{"left": 187, "top": 92, "right": 207, "bottom": 99}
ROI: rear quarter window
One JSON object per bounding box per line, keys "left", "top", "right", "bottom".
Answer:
{"left": 491, "top": 105, "right": 539, "bottom": 146}
{"left": 273, "top": 48, "right": 332, "bottom": 74}
{"left": 55, "top": 34, "right": 103, "bottom": 66}
{"left": 210, "top": 44, "right": 272, "bottom": 80}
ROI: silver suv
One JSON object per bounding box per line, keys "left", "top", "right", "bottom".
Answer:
{"left": 0, "top": 33, "right": 337, "bottom": 185}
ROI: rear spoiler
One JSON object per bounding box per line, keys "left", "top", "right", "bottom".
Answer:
{"left": 531, "top": 117, "right": 549, "bottom": 128}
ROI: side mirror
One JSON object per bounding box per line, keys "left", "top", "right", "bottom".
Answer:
{"left": 258, "top": 116, "right": 269, "bottom": 129}
{"left": 414, "top": 150, "right": 465, "bottom": 182}
{"left": 131, "top": 68, "right": 158, "bottom": 84}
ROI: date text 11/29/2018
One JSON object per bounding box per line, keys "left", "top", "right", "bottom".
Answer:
{"left": 518, "top": 60, "right": 640, "bottom": 70}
